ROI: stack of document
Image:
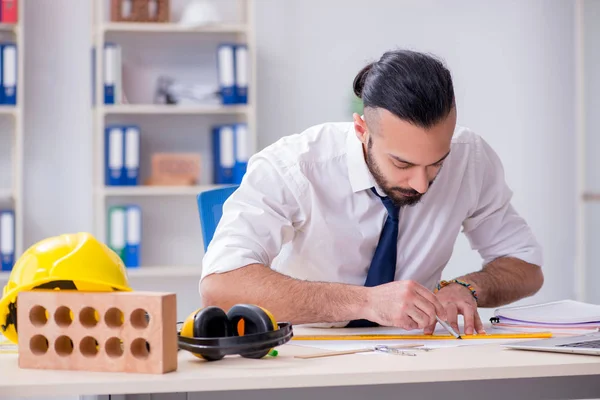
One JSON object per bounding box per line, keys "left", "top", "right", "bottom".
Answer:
{"left": 492, "top": 300, "right": 600, "bottom": 334}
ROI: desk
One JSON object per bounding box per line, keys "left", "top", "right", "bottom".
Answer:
{"left": 1, "top": 326, "right": 600, "bottom": 400}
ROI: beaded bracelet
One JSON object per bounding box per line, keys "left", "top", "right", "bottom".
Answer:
{"left": 434, "top": 279, "right": 479, "bottom": 303}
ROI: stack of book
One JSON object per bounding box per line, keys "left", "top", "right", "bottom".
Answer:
{"left": 491, "top": 300, "right": 600, "bottom": 335}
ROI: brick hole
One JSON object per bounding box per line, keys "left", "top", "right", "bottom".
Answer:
{"left": 79, "top": 307, "right": 99, "bottom": 328}
{"left": 130, "top": 308, "right": 149, "bottom": 329}
{"left": 105, "top": 337, "right": 124, "bottom": 358}
{"left": 54, "top": 306, "right": 73, "bottom": 327}
{"left": 55, "top": 335, "right": 74, "bottom": 357}
{"left": 105, "top": 307, "right": 124, "bottom": 328}
{"left": 29, "top": 305, "right": 48, "bottom": 327}
{"left": 130, "top": 338, "right": 150, "bottom": 359}
{"left": 29, "top": 334, "right": 49, "bottom": 355}
{"left": 80, "top": 336, "right": 99, "bottom": 358}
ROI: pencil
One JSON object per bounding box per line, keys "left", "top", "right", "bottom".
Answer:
{"left": 436, "top": 316, "right": 462, "bottom": 339}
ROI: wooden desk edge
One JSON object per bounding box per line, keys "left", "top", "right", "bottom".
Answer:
{"left": 2, "top": 343, "right": 600, "bottom": 397}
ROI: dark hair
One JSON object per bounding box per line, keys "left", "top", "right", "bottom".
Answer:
{"left": 353, "top": 49, "right": 455, "bottom": 129}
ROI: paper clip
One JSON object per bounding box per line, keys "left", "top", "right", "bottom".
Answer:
{"left": 373, "top": 345, "right": 417, "bottom": 356}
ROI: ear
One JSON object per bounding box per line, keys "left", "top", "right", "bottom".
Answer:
{"left": 353, "top": 113, "right": 368, "bottom": 144}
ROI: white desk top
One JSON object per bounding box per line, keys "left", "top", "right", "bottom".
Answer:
{"left": 2, "top": 326, "right": 600, "bottom": 398}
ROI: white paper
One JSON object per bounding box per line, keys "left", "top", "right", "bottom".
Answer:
{"left": 292, "top": 338, "right": 525, "bottom": 354}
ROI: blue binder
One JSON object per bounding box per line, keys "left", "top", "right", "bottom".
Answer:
{"left": 0, "top": 209, "right": 15, "bottom": 271}
{"left": 233, "top": 123, "right": 249, "bottom": 183}
{"left": 212, "top": 125, "right": 235, "bottom": 184}
{"left": 105, "top": 125, "right": 124, "bottom": 186}
{"left": 1, "top": 43, "right": 16, "bottom": 105}
{"left": 0, "top": 44, "right": 4, "bottom": 105}
{"left": 104, "top": 43, "right": 116, "bottom": 104}
{"left": 234, "top": 44, "right": 248, "bottom": 104}
{"left": 123, "top": 125, "right": 140, "bottom": 186}
{"left": 217, "top": 43, "right": 237, "bottom": 105}
{"left": 124, "top": 205, "right": 141, "bottom": 268}
{"left": 107, "top": 205, "right": 125, "bottom": 262}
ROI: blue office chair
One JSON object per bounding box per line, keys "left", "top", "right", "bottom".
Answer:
{"left": 197, "top": 185, "right": 239, "bottom": 252}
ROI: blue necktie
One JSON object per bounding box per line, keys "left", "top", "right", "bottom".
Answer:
{"left": 347, "top": 188, "right": 400, "bottom": 328}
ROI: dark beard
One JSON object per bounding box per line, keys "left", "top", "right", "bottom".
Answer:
{"left": 365, "top": 140, "right": 434, "bottom": 208}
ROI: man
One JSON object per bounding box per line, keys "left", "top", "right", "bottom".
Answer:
{"left": 200, "top": 49, "right": 544, "bottom": 335}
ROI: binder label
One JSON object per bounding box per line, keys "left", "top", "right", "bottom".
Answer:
{"left": 126, "top": 206, "right": 141, "bottom": 245}
{"left": 124, "top": 126, "right": 140, "bottom": 184}
{"left": 218, "top": 45, "right": 235, "bottom": 87}
{"left": 109, "top": 207, "right": 125, "bottom": 251}
{"left": 220, "top": 126, "right": 235, "bottom": 168}
{"left": 0, "top": 211, "right": 13, "bottom": 254}
{"left": 235, "top": 45, "right": 248, "bottom": 102}
{"left": 235, "top": 124, "right": 249, "bottom": 162}
{"left": 108, "top": 127, "right": 124, "bottom": 181}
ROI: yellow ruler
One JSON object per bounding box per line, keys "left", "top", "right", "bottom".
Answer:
{"left": 292, "top": 332, "right": 553, "bottom": 341}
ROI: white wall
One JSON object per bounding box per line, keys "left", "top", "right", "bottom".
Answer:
{"left": 23, "top": 0, "right": 94, "bottom": 244}
{"left": 254, "top": 0, "right": 578, "bottom": 314}
{"left": 583, "top": 0, "right": 600, "bottom": 304}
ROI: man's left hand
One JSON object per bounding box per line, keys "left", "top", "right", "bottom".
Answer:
{"left": 423, "top": 283, "right": 486, "bottom": 335}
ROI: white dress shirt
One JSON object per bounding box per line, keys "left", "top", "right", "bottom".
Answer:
{"left": 201, "top": 122, "right": 543, "bottom": 295}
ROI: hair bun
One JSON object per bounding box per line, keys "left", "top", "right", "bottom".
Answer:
{"left": 353, "top": 62, "right": 374, "bottom": 99}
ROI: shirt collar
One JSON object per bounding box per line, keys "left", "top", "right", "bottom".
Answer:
{"left": 346, "top": 125, "right": 382, "bottom": 194}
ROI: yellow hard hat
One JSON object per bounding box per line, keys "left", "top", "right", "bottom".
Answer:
{"left": 0, "top": 232, "right": 132, "bottom": 344}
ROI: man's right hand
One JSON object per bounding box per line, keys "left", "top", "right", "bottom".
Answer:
{"left": 363, "top": 280, "right": 446, "bottom": 330}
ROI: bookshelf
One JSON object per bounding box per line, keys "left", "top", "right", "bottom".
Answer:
{"left": 0, "top": 0, "right": 23, "bottom": 275}
{"left": 102, "top": 21, "right": 248, "bottom": 34}
{"left": 91, "top": 0, "right": 256, "bottom": 278}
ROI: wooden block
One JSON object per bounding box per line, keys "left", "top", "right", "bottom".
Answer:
{"left": 16, "top": 291, "right": 178, "bottom": 374}
{"left": 111, "top": 0, "right": 170, "bottom": 23}
{"left": 150, "top": 153, "right": 201, "bottom": 185}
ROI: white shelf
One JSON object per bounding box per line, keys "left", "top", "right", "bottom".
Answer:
{"left": 0, "top": 23, "right": 17, "bottom": 32}
{"left": 101, "top": 185, "right": 227, "bottom": 197}
{"left": 100, "top": 104, "right": 249, "bottom": 115}
{"left": 102, "top": 22, "right": 247, "bottom": 34}
{"left": 125, "top": 265, "right": 202, "bottom": 278}
{"left": 0, "top": 106, "right": 18, "bottom": 116}
{"left": 92, "top": 0, "right": 256, "bottom": 269}
{"left": 0, "top": 271, "right": 9, "bottom": 280}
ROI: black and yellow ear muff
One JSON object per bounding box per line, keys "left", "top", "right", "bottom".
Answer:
{"left": 177, "top": 304, "right": 293, "bottom": 361}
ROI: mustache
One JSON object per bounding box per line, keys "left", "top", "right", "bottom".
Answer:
{"left": 389, "top": 178, "right": 437, "bottom": 197}
{"left": 390, "top": 187, "right": 421, "bottom": 196}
